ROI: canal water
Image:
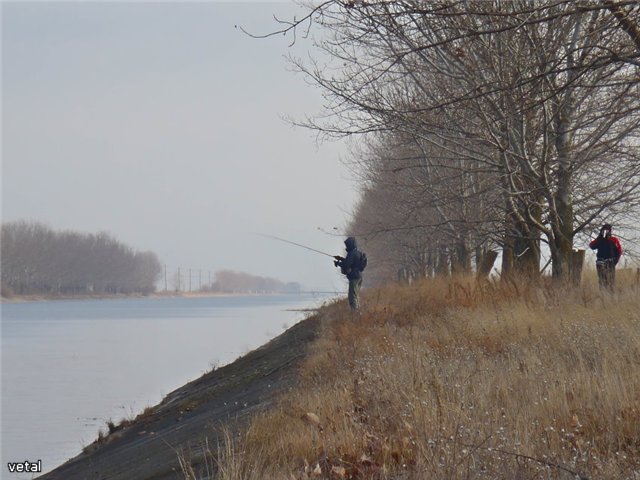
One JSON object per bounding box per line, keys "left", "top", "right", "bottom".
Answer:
{"left": 1, "top": 293, "right": 332, "bottom": 478}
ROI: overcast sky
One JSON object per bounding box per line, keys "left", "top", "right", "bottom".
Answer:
{"left": 2, "top": 1, "right": 360, "bottom": 291}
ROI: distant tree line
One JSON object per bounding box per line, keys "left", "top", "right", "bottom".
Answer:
{"left": 206, "top": 270, "right": 301, "bottom": 294}
{"left": 1, "top": 221, "right": 162, "bottom": 296}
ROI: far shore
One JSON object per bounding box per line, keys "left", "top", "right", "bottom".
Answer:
{"left": 0, "top": 290, "right": 315, "bottom": 304}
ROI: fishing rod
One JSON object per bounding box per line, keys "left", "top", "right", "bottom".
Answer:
{"left": 256, "top": 233, "right": 340, "bottom": 259}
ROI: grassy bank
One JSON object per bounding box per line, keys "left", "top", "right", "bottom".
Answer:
{"left": 195, "top": 271, "right": 640, "bottom": 479}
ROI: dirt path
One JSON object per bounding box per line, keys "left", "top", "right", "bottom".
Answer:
{"left": 37, "top": 314, "right": 321, "bottom": 480}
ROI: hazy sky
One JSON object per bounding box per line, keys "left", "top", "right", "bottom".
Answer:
{"left": 2, "top": 1, "right": 359, "bottom": 290}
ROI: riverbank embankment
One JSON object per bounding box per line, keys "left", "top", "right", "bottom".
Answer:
{"left": 35, "top": 310, "right": 322, "bottom": 480}
{"left": 188, "top": 275, "right": 639, "bottom": 479}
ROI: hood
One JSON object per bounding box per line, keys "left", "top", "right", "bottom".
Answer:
{"left": 344, "top": 236, "right": 357, "bottom": 252}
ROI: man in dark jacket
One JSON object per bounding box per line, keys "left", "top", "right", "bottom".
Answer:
{"left": 334, "top": 237, "right": 365, "bottom": 310}
{"left": 589, "top": 223, "right": 623, "bottom": 290}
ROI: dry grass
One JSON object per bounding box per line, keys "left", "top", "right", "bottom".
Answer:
{"left": 200, "top": 273, "right": 640, "bottom": 479}
{"left": 83, "top": 405, "right": 157, "bottom": 454}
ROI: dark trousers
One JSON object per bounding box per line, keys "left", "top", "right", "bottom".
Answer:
{"left": 348, "top": 277, "right": 362, "bottom": 310}
{"left": 596, "top": 259, "right": 616, "bottom": 290}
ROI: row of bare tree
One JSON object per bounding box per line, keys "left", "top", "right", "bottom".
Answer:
{"left": 1, "top": 221, "right": 162, "bottom": 296}
{"left": 270, "top": 0, "right": 640, "bottom": 285}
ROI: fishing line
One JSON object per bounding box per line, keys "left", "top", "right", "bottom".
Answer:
{"left": 255, "top": 233, "right": 337, "bottom": 258}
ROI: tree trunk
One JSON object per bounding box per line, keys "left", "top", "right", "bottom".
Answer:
{"left": 513, "top": 227, "right": 541, "bottom": 277}
{"left": 570, "top": 249, "right": 585, "bottom": 286}
{"left": 435, "top": 246, "right": 450, "bottom": 277}
{"left": 450, "top": 239, "right": 471, "bottom": 275}
{"left": 551, "top": 137, "right": 575, "bottom": 281}
{"left": 477, "top": 249, "right": 498, "bottom": 278}
{"left": 502, "top": 212, "right": 540, "bottom": 279}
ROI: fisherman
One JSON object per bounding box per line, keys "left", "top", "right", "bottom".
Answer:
{"left": 334, "top": 237, "right": 367, "bottom": 310}
{"left": 589, "top": 223, "right": 622, "bottom": 290}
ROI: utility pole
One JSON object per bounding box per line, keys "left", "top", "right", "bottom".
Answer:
{"left": 164, "top": 264, "right": 167, "bottom": 292}
{"left": 177, "top": 267, "right": 181, "bottom": 292}
{"left": 189, "top": 268, "right": 192, "bottom": 292}
{"left": 199, "top": 269, "right": 202, "bottom": 291}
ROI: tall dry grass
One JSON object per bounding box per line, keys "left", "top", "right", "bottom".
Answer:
{"left": 194, "top": 272, "right": 640, "bottom": 479}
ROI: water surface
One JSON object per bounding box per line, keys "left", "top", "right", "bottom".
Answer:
{"left": 1, "top": 294, "right": 331, "bottom": 478}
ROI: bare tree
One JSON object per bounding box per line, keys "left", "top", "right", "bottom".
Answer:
{"left": 258, "top": 0, "right": 640, "bottom": 281}
{"left": 1, "top": 221, "right": 162, "bottom": 296}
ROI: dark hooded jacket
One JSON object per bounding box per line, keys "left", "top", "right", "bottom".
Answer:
{"left": 340, "top": 237, "right": 365, "bottom": 280}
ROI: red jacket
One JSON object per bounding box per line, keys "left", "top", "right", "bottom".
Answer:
{"left": 589, "top": 235, "right": 622, "bottom": 264}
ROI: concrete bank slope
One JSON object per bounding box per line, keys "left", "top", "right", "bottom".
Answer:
{"left": 37, "top": 314, "right": 321, "bottom": 480}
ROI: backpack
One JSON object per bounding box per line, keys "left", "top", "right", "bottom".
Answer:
{"left": 359, "top": 252, "right": 368, "bottom": 272}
